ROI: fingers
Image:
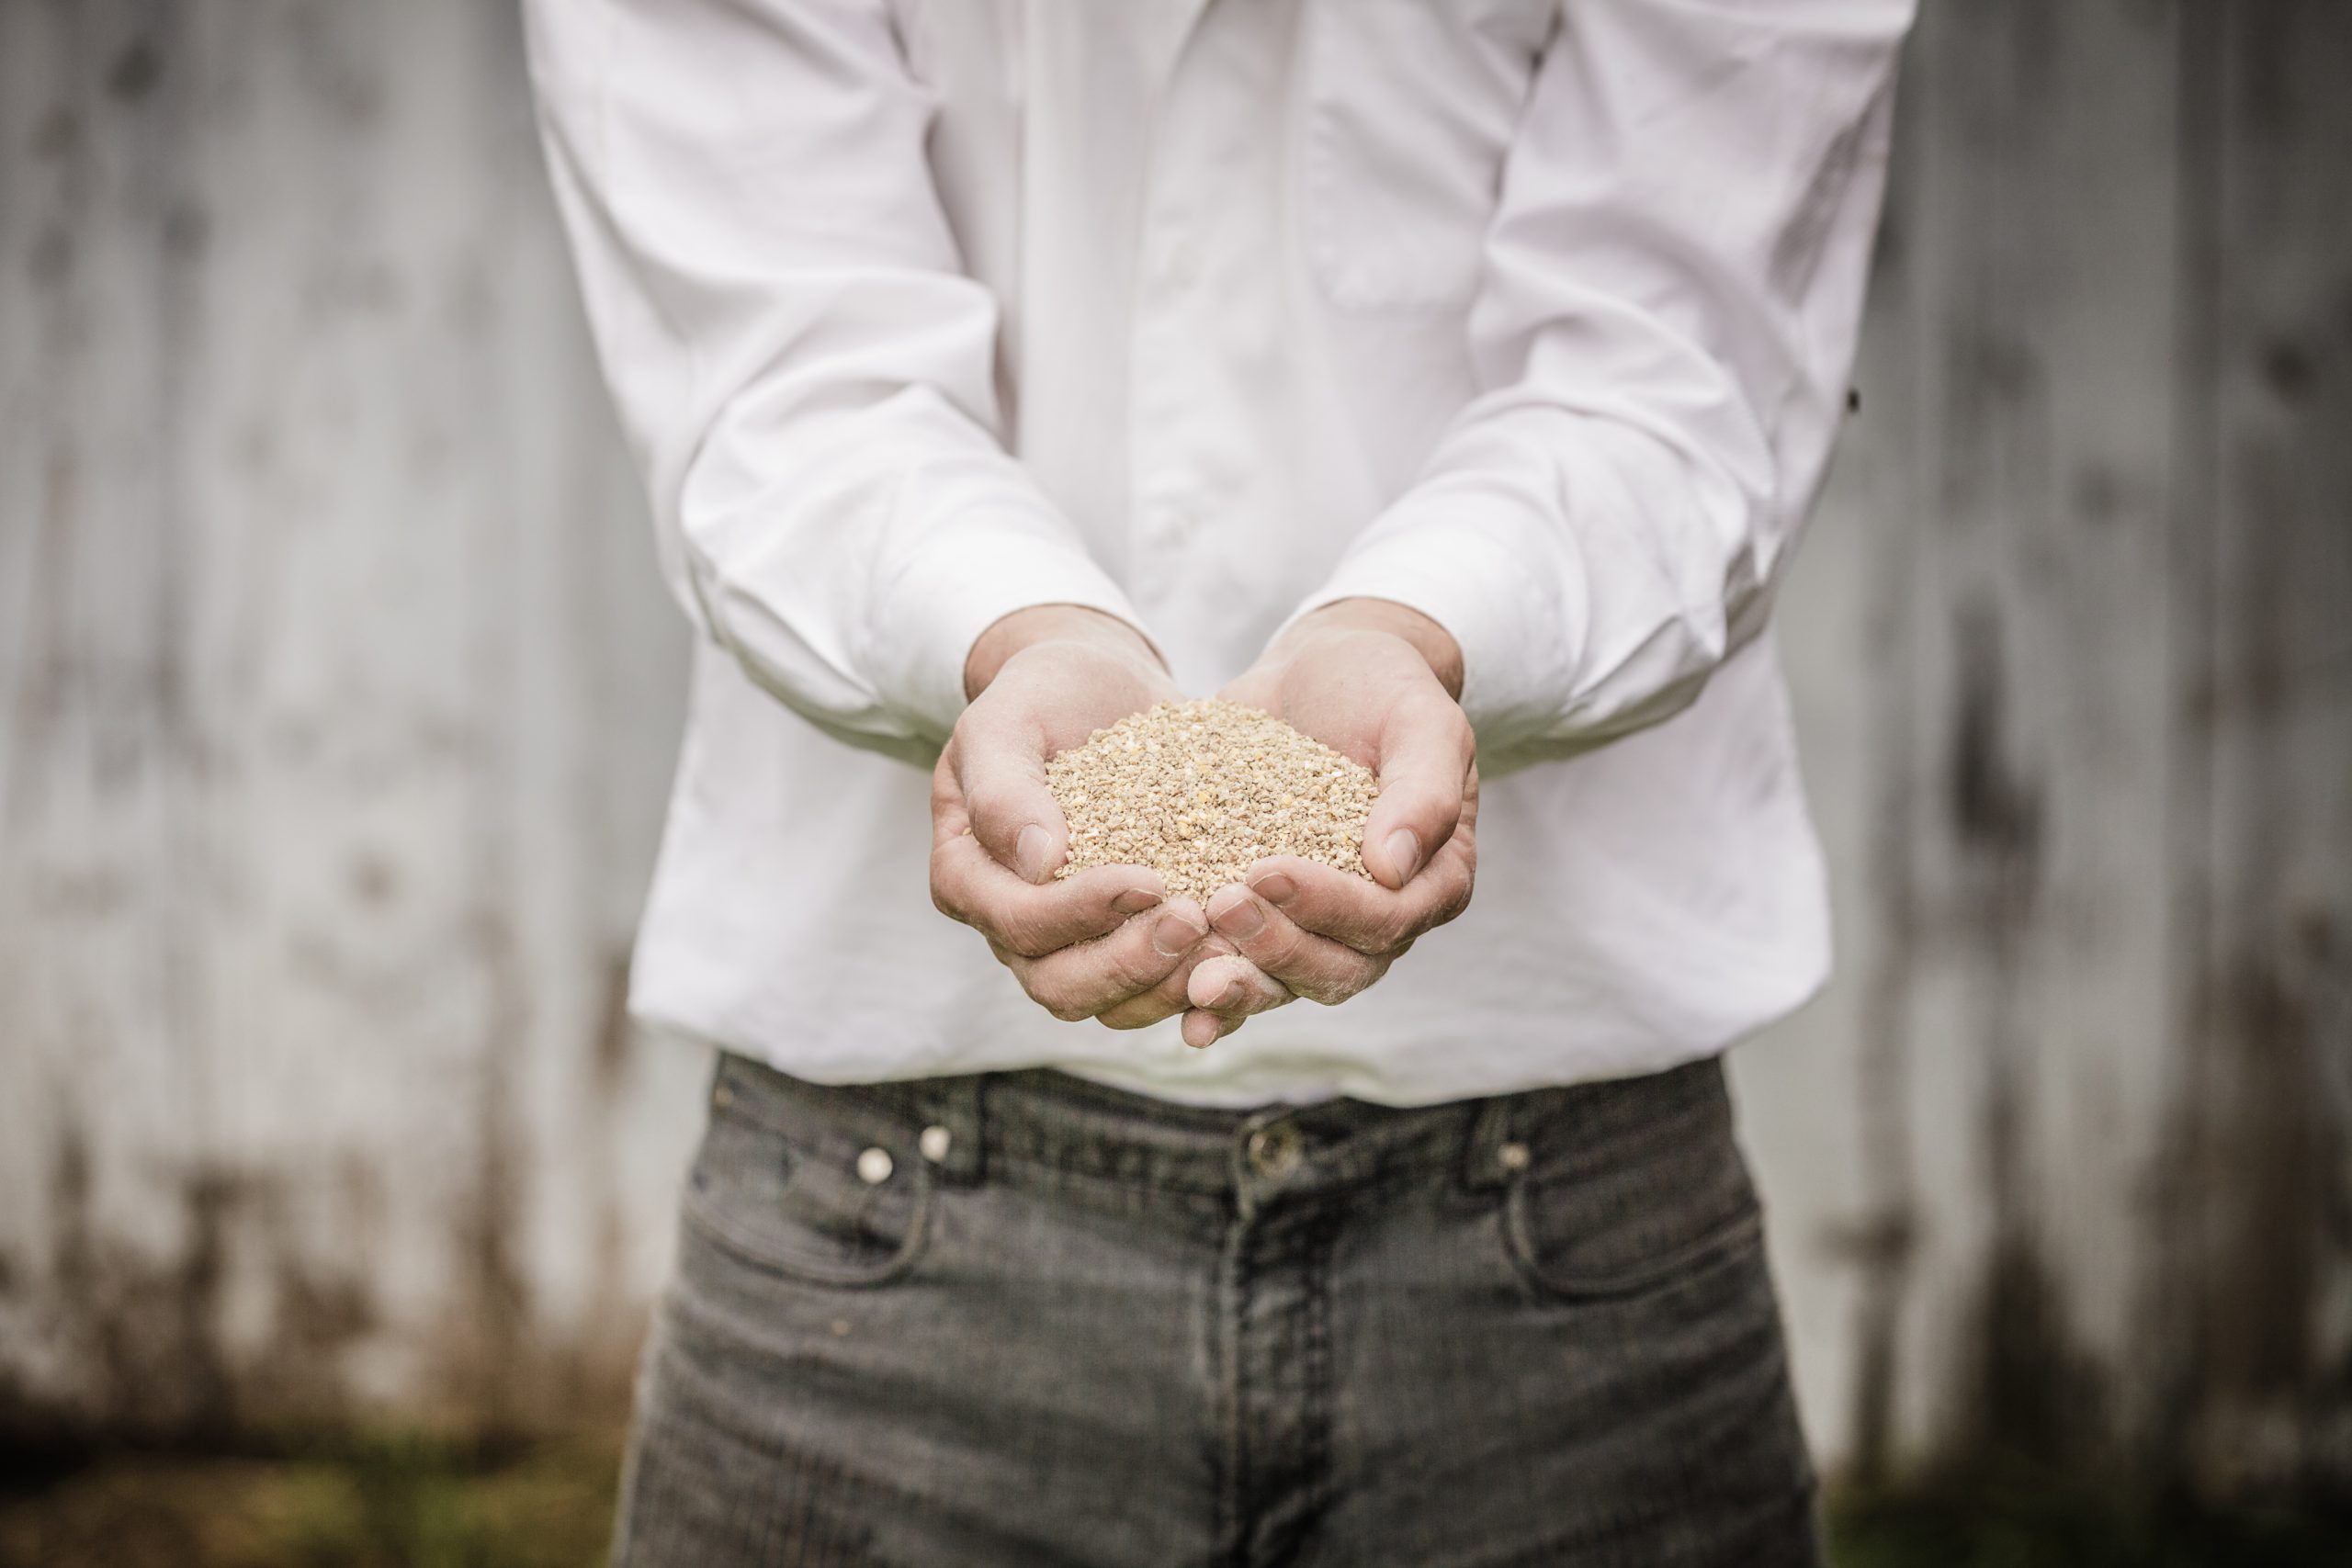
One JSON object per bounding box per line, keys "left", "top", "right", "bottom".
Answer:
{"left": 989, "top": 899, "right": 1210, "bottom": 1022}
{"left": 1361, "top": 691, "right": 1476, "bottom": 889}
{"left": 1183, "top": 950, "right": 1294, "bottom": 1017}
{"left": 1095, "top": 934, "right": 1232, "bottom": 1029}
{"left": 1096, "top": 980, "right": 1193, "bottom": 1031}
{"left": 933, "top": 830, "right": 1166, "bottom": 956}
{"left": 1198, "top": 884, "right": 1389, "bottom": 1005}
{"left": 1182, "top": 1008, "right": 1247, "bottom": 1050}
{"left": 1178, "top": 934, "right": 1295, "bottom": 1051}
{"left": 954, "top": 710, "right": 1068, "bottom": 883}
{"left": 1243, "top": 846, "right": 1473, "bottom": 956}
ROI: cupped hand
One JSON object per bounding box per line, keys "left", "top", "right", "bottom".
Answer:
{"left": 1179, "top": 599, "right": 1478, "bottom": 1045}
{"left": 932, "top": 606, "right": 1229, "bottom": 1029}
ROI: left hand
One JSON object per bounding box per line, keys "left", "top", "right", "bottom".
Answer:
{"left": 1178, "top": 599, "right": 1479, "bottom": 1047}
{"left": 931, "top": 606, "right": 1224, "bottom": 1031}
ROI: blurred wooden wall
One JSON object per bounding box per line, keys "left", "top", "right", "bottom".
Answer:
{"left": 0, "top": 1, "right": 701, "bottom": 1437}
{"left": 2, "top": 0, "right": 2346, "bottom": 1494}
{"left": 1743, "top": 0, "right": 2351, "bottom": 1494}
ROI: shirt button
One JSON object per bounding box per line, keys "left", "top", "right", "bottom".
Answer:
{"left": 919, "top": 1124, "right": 953, "bottom": 1164}
{"left": 1247, "top": 1122, "right": 1302, "bottom": 1180}
{"left": 1159, "top": 506, "right": 1199, "bottom": 543}
{"left": 855, "top": 1146, "right": 894, "bottom": 1185}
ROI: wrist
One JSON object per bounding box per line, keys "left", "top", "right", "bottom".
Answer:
{"left": 964, "top": 604, "right": 1164, "bottom": 700}
{"left": 1285, "top": 599, "right": 1464, "bottom": 702}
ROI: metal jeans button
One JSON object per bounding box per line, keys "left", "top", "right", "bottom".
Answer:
{"left": 1247, "top": 1121, "right": 1302, "bottom": 1180}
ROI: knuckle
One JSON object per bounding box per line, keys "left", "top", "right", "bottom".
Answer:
{"left": 998, "top": 910, "right": 1049, "bottom": 957}
{"left": 928, "top": 856, "right": 967, "bottom": 921}
{"left": 1154, "top": 968, "right": 1200, "bottom": 1010}
{"left": 1012, "top": 896, "right": 1087, "bottom": 957}
{"left": 1121, "top": 946, "right": 1174, "bottom": 997}
{"left": 1020, "top": 971, "right": 1084, "bottom": 1021}
{"left": 1301, "top": 976, "right": 1358, "bottom": 1007}
{"left": 1246, "top": 918, "right": 1308, "bottom": 971}
{"left": 1309, "top": 958, "right": 1373, "bottom": 1006}
{"left": 1043, "top": 993, "right": 1094, "bottom": 1023}
{"left": 1309, "top": 953, "right": 1387, "bottom": 1005}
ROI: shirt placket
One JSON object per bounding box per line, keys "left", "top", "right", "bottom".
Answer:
{"left": 1123, "top": 0, "right": 1274, "bottom": 694}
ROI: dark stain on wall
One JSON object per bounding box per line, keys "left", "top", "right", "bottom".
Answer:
{"left": 104, "top": 37, "right": 161, "bottom": 103}
{"left": 1943, "top": 597, "right": 2091, "bottom": 1472}
{"left": 1962, "top": 1234, "right": 2109, "bottom": 1468}
{"left": 24, "top": 1109, "right": 386, "bottom": 1443}
{"left": 1946, "top": 605, "right": 2043, "bottom": 874}
{"left": 2148, "top": 0, "right": 2352, "bottom": 1500}
{"left": 449, "top": 906, "right": 533, "bottom": 1433}
{"left": 2197, "top": 951, "right": 2330, "bottom": 1401}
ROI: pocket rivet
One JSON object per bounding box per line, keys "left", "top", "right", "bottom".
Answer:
{"left": 1498, "top": 1141, "right": 1531, "bottom": 1173}
{"left": 713, "top": 1084, "right": 734, "bottom": 1109}
{"left": 855, "top": 1146, "right": 894, "bottom": 1185}
{"left": 919, "top": 1124, "right": 952, "bottom": 1164}
{"left": 1247, "top": 1122, "right": 1303, "bottom": 1180}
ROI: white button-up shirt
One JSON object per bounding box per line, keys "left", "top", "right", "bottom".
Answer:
{"left": 525, "top": 0, "right": 1913, "bottom": 1107}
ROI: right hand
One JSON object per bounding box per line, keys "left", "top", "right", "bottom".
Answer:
{"left": 930, "top": 607, "right": 1290, "bottom": 1030}
{"left": 1178, "top": 599, "right": 1477, "bottom": 1047}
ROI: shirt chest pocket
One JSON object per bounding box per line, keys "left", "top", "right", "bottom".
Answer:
{"left": 1300, "top": 0, "right": 1557, "bottom": 313}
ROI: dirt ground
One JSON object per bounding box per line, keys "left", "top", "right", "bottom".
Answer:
{"left": 2, "top": 1434, "right": 2348, "bottom": 1567}
{"left": 0, "top": 1432, "right": 622, "bottom": 1568}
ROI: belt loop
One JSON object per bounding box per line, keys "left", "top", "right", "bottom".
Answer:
{"left": 1462, "top": 1094, "right": 1515, "bottom": 1190}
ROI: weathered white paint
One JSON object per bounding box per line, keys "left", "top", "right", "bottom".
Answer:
{"left": 3, "top": 0, "right": 2345, "bottom": 1492}
{"left": 0, "top": 0, "right": 700, "bottom": 1433}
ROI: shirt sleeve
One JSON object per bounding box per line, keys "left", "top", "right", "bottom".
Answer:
{"left": 1274, "top": 0, "right": 1915, "bottom": 775}
{"left": 522, "top": 0, "right": 1149, "bottom": 764}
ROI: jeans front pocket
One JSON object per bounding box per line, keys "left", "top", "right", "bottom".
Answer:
{"left": 1301, "top": 0, "right": 1555, "bottom": 313}
{"left": 681, "top": 1069, "right": 933, "bottom": 1290}
{"left": 1498, "top": 1078, "right": 1767, "bottom": 1303}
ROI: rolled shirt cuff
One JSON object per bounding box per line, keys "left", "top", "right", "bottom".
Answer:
{"left": 874, "top": 506, "right": 1156, "bottom": 743}
{"left": 1271, "top": 494, "right": 1586, "bottom": 762}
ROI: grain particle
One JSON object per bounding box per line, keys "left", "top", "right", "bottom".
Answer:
{"left": 1046, "top": 698, "right": 1378, "bottom": 899}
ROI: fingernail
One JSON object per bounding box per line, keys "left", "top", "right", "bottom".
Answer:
{"left": 1385, "top": 828, "right": 1422, "bottom": 885}
{"left": 1015, "top": 823, "right": 1055, "bottom": 882}
{"left": 1211, "top": 895, "right": 1265, "bottom": 940}
{"left": 1250, "top": 871, "right": 1296, "bottom": 906}
{"left": 1112, "top": 886, "right": 1163, "bottom": 916}
{"left": 1152, "top": 908, "right": 1207, "bottom": 957}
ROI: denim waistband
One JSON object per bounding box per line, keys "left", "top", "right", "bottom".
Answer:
{"left": 710, "top": 1051, "right": 1731, "bottom": 1217}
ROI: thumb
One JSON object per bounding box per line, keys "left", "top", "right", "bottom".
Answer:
{"left": 956, "top": 707, "right": 1068, "bottom": 884}
{"left": 1361, "top": 694, "right": 1475, "bottom": 890}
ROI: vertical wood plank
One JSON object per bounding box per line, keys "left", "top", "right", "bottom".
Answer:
{"left": 0, "top": 0, "right": 225, "bottom": 1431}
{"left": 1, "top": 0, "right": 695, "bottom": 1433}
{"left": 2166, "top": 0, "right": 2352, "bottom": 1495}
{"left": 1893, "top": 0, "right": 2185, "bottom": 1468}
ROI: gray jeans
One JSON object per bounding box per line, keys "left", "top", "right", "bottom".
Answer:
{"left": 613, "top": 1053, "right": 1821, "bottom": 1567}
